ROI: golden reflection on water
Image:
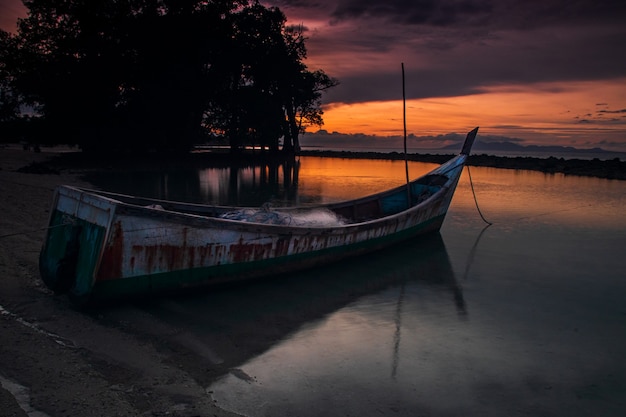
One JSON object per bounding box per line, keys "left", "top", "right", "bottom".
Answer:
{"left": 295, "top": 156, "right": 438, "bottom": 202}
{"left": 453, "top": 166, "right": 626, "bottom": 229}
{"left": 194, "top": 156, "right": 626, "bottom": 230}
{"left": 294, "top": 157, "right": 626, "bottom": 230}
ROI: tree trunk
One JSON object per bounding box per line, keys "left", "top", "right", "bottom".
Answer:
{"left": 283, "top": 105, "right": 299, "bottom": 154}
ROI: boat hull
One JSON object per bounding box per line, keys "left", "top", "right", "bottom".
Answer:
{"left": 40, "top": 129, "right": 477, "bottom": 304}
{"left": 90, "top": 214, "right": 445, "bottom": 300}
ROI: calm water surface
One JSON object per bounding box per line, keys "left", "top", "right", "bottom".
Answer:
{"left": 90, "top": 157, "right": 626, "bottom": 416}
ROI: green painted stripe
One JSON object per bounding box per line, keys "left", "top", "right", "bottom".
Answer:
{"left": 40, "top": 210, "right": 106, "bottom": 296}
{"left": 72, "top": 221, "right": 106, "bottom": 296}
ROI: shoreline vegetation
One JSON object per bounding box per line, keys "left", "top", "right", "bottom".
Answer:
{"left": 6, "top": 144, "right": 625, "bottom": 181}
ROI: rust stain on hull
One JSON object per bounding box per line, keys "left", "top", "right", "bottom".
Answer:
{"left": 97, "top": 221, "right": 124, "bottom": 281}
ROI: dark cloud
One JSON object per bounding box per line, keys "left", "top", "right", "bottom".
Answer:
{"left": 598, "top": 109, "right": 626, "bottom": 114}
{"left": 270, "top": 0, "right": 626, "bottom": 33}
{"left": 498, "top": 0, "right": 626, "bottom": 30}
{"left": 301, "top": 130, "right": 538, "bottom": 151}
{"left": 322, "top": 25, "right": 626, "bottom": 104}
{"left": 321, "top": 68, "right": 484, "bottom": 103}
{"left": 262, "top": 0, "right": 626, "bottom": 104}
{"left": 275, "top": 0, "right": 626, "bottom": 29}
{"left": 311, "top": 2, "right": 626, "bottom": 102}
{"left": 330, "top": 0, "right": 492, "bottom": 27}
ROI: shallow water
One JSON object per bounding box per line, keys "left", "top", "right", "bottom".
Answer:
{"left": 89, "top": 157, "right": 626, "bottom": 416}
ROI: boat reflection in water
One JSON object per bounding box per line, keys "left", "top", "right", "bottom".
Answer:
{"left": 105, "top": 230, "right": 462, "bottom": 376}
{"left": 201, "top": 232, "right": 468, "bottom": 417}
{"left": 99, "top": 231, "right": 466, "bottom": 417}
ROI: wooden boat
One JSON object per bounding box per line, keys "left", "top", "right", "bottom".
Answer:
{"left": 39, "top": 127, "right": 478, "bottom": 304}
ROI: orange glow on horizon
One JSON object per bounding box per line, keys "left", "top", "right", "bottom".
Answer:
{"left": 317, "top": 79, "right": 626, "bottom": 150}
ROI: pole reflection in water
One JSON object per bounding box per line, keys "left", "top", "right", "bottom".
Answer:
{"left": 391, "top": 283, "right": 405, "bottom": 381}
{"left": 199, "top": 233, "right": 467, "bottom": 417}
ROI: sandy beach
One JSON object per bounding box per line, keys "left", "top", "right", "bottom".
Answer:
{"left": 0, "top": 147, "right": 242, "bottom": 417}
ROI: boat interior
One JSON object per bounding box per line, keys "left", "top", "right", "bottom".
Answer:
{"left": 89, "top": 172, "right": 449, "bottom": 226}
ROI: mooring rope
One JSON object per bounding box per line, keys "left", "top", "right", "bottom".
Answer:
{"left": 466, "top": 165, "right": 493, "bottom": 225}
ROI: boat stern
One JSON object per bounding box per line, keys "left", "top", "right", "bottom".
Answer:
{"left": 39, "top": 186, "right": 115, "bottom": 303}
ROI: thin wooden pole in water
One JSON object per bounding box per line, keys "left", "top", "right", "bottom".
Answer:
{"left": 402, "top": 63, "right": 410, "bottom": 206}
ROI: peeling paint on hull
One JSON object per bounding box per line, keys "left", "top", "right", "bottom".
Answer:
{"left": 89, "top": 215, "right": 445, "bottom": 300}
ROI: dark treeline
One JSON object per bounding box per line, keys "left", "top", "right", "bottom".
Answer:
{"left": 0, "top": 0, "right": 338, "bottom": 154}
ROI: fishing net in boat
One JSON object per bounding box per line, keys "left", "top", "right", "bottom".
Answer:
{"left": 219, "top": 205, "right": 345, "bottom": 227}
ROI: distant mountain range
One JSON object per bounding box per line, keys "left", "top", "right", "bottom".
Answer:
{"left": 443, "top": 141, "right": 610, "bottom": 154}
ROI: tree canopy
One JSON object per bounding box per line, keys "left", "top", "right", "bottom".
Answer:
{"left": 0, "top": 0, "right": 337, "bottom": 153}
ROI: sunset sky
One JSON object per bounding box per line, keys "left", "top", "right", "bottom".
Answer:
{"left": 2, "top": 0, "right": 625, "bottom": 151}
{"left": 264, "top": 0, "right": 626, "bottom": 151}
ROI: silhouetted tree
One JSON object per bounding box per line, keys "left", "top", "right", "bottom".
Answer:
{"left": 0, "top": 30, "right": 27, "bottom": 141}
{"left": 205, "top": 4, "right": 337, "bottom": 154}
{"left": 11, "top": 1, "right": 125, "bottom": 147}
{"left": 0, "top": 0, "right": 336, "bottom": 154}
